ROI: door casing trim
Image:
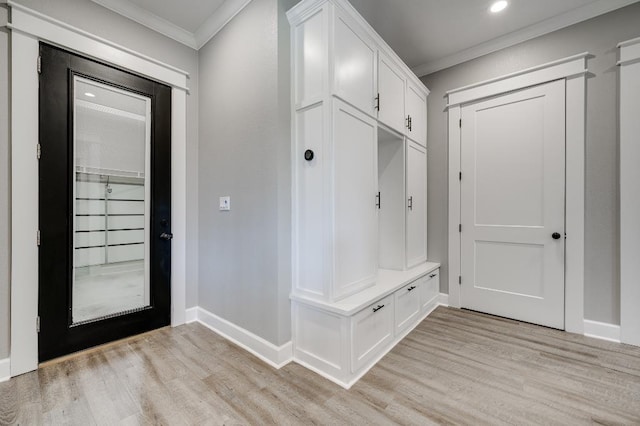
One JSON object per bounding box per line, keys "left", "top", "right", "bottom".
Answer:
{"left": 446, "top": 53, "right": 588, "bottom": 334}
{"left": 619, "top": 37, "right": 640, "bottom": 346}
{"left": 9, "top": 3, "right": 189, "bottom": 376}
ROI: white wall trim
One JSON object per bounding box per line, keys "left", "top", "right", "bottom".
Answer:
{"left": 412, "top": 0, "right": 640, "bottom": 77}
{"left": 584, "top": 320, "right": 621, "bottom": 343}
{"left": 196, "top": 307, "right": 293, "bottom": 369}
{"left": 7, "top": 2, "right": 189, "bottom": 90}
{"left": 0, "top": 359, "right": 10, "bottom": 383}
{"left": 185, "top": 307, "right": 198, "bottom": 324}
{"left": 9, "top": 3, "right": 188, "bottom": 376}
{"left": 445, "top": 53, "right": 588, "bottom": 107}
{"left": 438, "top": 293, "right": 449, "bottom": 307}
{"left": 617, "top": 35, "right": 640, "bottom": 66}
{"left": 447, "top": 53, "right": 587, "bottom": 334}
{"left": 91, "top": 0, "right": 253, "bottom": 51}
{"left": 91, "top": 0, "right": 198, "bottom": 49}
{"left": 619, "top": 37, "right": 640, "bottom": 346}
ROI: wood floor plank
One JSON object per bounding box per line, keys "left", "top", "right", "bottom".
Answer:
{"left": 1, "top": 306, "right": 639, "bottom": 425}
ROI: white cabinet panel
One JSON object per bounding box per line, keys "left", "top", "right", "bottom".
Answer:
{"left": 76, "top": 199, "right": 105, "bottom": 215}
{"left": 293, "top": 8, "right": 326, "bottom": 107}
{"left": 406, "top": 83, "right": 427, "bottom": 146}
{"left": 75, "top": 247, "right": 105, "bottom": 267}
{"left": 333, "top": 100, "right": 378, "bottom": 299}
{"left": 75, "top": 231, "right": 106, "bottom": 248}
{"left": 351, "top": 295, "right": 393, "bottom": 372}
{"left": 394, "top": 280, "right": 421, "bottom": 334}
{"left": 333, "top": 14, "right": 375, "bottom": 116}
{"left": 377, "top": 52, "right": 405, "bottom": 133}
{"left": 108, "top": 244, "right": 144, "bottom": 263}
{"left": 294, "top": 103, "right": 326, "bottom": 297}
{"left": 107, "top": 215, "right": 145, "bottom": 231}
{"left": 406, "top": 141, "right": 427, "bottom": 267}
{"left": 420, "top": 271, "right": 439, "bottom": 312}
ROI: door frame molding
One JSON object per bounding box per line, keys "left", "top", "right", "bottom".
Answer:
{"left": 619, "top": 36, "right": 640, "bottom": 346}
{"left": 446, "top": 53, "right": 588, "bottom": 334}
{"left": 8, "top": 1, "right": 189, "bottom": 376}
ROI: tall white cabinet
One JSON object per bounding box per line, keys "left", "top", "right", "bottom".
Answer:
{"left": 288, "top": 0, "right": 439, "bottom": 389}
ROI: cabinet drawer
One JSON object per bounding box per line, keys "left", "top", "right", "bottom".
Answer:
{"left": 421, "top": 270, "right": 440, "bottom": 312}
{"left": 394, "top": 280, "right": 421, "bottom": 335}
{"left": 351, "top": 295, "right": 394, "bottom": 373}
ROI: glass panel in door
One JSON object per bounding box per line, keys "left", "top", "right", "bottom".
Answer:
{"left": 72, "top": 76, "right": 151, "bottom": 324}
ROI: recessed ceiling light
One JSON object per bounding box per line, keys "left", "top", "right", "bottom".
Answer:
{"left": 490, "top": 0, "right": 508, "bottom": 13}
{"left": 84, "top": 92, "right": 96, "bottom": 98}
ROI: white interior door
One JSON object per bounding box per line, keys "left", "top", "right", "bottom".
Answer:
{"left": 460, "top": 79, "right": 566, "bottom": 329}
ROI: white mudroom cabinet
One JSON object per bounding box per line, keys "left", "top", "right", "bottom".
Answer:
{"left": 288, "top": 0, "right": 439, "bottom": 388}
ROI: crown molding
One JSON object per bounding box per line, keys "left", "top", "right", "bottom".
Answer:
{"left": 91, "top": 0, "right": 253, "bottom": 51}
{"left": 194, "top": 0, "right": 253, "bottom": 49}
{"left": 91, "top": 0, "right": 198, "bottom": 49}
{"left": 413, "top": 0, "right": 640, "bottom": 77}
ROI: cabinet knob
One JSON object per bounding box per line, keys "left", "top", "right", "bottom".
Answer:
{"left": 304, "top": 149, "right": 314, "bottom": 161}
{"left": 372, "top": 304, "right": 385, "bottom": 313}
{"left": 552, "top": 232, "right": 562, "bottom": 240}
{"left": 407, "top": 286, "right": 416, "bottom": 292}
{"left": 408, "top": 196, "right": 413, "bottom": 211}
{"left": 429, "top": 273, "right": 437, "bottom": 278}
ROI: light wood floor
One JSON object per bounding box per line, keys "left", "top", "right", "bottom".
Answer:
{"left": 1, "top": 307, "right": 640, "bottom": 425}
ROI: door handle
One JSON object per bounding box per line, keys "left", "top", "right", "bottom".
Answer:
{"left": 552, "top": 232, "right": 562, "bottom": 240}
{"left": 160, "top": 232, "right": 173, "bottom": 240}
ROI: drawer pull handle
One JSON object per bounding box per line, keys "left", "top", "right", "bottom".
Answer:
{"left": 429, "top": 274, "right": 437, "bottom": 278}
{"left": 372, "top": 304, "right": 385, "bottom": 313}
{"left": 407, "top": 286, "right": 416, "bottom": 292}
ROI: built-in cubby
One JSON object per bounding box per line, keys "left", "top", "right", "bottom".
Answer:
{"left": 378, "top": 126, "right": 405, "bottom": 271}
{"left": 288, "top": 0, "right": 437, "bottom": 388}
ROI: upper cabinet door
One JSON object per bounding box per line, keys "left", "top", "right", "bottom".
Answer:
{"left": 377, "top": 52, "right": 406, "bottom": 134}
{"left": 406, "top": 83, "right": 427, "bottom": 146}
{"left": 292, "top": 7, "right": 328, "bottom": 109}
{"left": 333, "top": 13, "right": 376, "bottom": 117}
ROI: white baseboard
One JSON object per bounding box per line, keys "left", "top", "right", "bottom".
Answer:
{"left": 584, "top": 319, "right": 621, "bottom": 343}
{"left": 185, "top": 307, "right": 198, "bottom": 324}
{"left": 195, "top": 307, "right": 293, "bottom": 369}
{"left": 0, "top": 358, "right": 10, "bottom": 383}
{"left": 438, "top": 293, "right": 449, "bottom": 307}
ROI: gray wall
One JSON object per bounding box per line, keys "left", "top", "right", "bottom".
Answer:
{"left": 198, "top": 0, "right": 295, "bottom": 346}
{"left": 0, "top": 0, "right": 200, "bottom": 359}
{"left": 423, "top": 3, "right": 640, "bottom": 325}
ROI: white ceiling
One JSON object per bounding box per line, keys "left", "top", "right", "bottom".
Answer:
{"left": 93, "top": 0, "right": 640, "bottom": 75}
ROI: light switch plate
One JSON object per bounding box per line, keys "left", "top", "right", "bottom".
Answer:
{"left": 219, "top": 196, "right": 230, "bottom": 211}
